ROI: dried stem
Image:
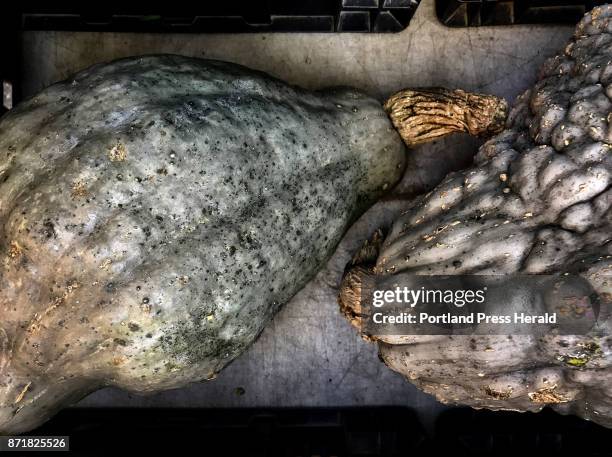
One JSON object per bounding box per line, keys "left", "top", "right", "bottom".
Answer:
{"left": 384, "top": 88, "right": 508, "bottom": 147}
{"left": 338, "top": 230, "right": 385, "bottom": 341}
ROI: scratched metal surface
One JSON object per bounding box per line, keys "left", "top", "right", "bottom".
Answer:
{"left": 20, "top": 0, "right": 573, "bottom": 420}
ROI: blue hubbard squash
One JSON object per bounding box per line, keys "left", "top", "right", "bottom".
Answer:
{"left": 0, "top": 55, "right": 409, "bottom": 434}
{"left": 0, "top": 49, "right": 509, "bottom": 433}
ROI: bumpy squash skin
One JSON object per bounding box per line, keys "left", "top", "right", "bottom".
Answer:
{"left": 0, "top": 55, "right": 405, "bottom": 434}
{"left": 342, "top": 6, "right": 612, "bottom": 427}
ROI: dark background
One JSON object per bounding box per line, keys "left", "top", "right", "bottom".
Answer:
{"left": 29, "top": 406, "right": 612, "bottom": 456}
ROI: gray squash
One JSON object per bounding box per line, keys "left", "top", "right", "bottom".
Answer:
{"left": 340, "top": 5, "right": 612, "bottom": 427}
{"left": 0, "top": 55, "right": 407, "bottom": 434}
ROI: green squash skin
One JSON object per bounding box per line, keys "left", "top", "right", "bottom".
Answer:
{"left": 0, "top": 55, "right": 405, "bottom": 434}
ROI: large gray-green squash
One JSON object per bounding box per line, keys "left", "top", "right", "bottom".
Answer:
{"left": 0, "top": 55, "right": 408, "bottom": 434}
{"left": 340, "top": 5, "right": 612, "bottom": 427}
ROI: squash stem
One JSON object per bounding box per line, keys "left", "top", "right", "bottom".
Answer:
{"left": 384, "top": 88, "right": 508, "bottom": 147}
{"left": 338, "top": 229, "right": 385, "bottom": 341}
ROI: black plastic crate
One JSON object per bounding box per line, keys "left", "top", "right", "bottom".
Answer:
{"left": 17, "top": 1, "right": 421, "bottom": 33}
{"left": 437, "top": 0, "right": 609, "bottom": 26}
{"left": 22, "top": 407, "right": 611, "bottom": 456}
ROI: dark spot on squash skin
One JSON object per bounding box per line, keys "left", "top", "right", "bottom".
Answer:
{"left": 42, "top": 220, "right": 56, "bottom": 239}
